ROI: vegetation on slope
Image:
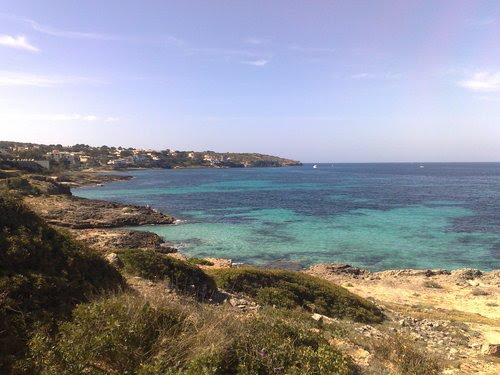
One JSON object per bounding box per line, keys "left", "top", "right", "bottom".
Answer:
{"left": 0, "top": 192, "right": 125, "bottom": 373}
{"left": 209, "top": 268, "right": 384, "bottom": 323}
{"left": 30, "top": 293, "right": 356, "bottom": 375}
{"left": 118, "top": 249, "right": 217, "bottom": 299}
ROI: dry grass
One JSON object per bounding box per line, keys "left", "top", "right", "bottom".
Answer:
{"left": 384, "top": 302, "right": 500, "bottom": 327}
{"left": 370, "top": 334, "right": 442, "bottom": 375}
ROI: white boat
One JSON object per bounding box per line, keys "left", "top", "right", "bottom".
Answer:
{"left": 419, "top": 165, "right": 424, "bottom": 168}
{"left": 313, "top": 164, "right": 318, "bottom": 169}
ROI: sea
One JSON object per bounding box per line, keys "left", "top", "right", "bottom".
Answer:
{"left": 74, "top": 163, "right": 500, "bottom": 271}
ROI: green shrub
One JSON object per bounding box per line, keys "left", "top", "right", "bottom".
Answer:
{"left": 226, "top": 312, "right": 355, "bottom": 375}
{"left": 30, "top": 294, "right": 184, "bottom": 375}
{"left": 119, "top": 250, "right": 216, "bottom": 299}
{"left": 209, "top": 268, "right": 384, "bottom": 323}
{"left": 0, "top": 192, "right": 124, "bottom": 373}
{"left": 6, "top": 177, "right": 39, "bottom": 195}
{"left": 31, "top": 294, "right": 356, "bottom": 375}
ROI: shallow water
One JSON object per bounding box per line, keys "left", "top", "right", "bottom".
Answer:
{"left": 75, "top": 163, "right": 500, "bottom": 271}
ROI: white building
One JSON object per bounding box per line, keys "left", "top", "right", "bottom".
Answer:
{"left": 46, "top": 150, "right": 77, "bottom": 164}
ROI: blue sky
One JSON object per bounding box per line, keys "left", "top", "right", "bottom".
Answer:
{"left": 0, "top": 0, "right": 499, "bottom": 162}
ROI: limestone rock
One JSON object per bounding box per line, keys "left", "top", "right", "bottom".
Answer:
{"left": 312, "top": 313, "right": 324, "bottom": 322}
{"left": 25, "top": 195, "right": 175, "bottom": 229}
{"left": 307, "top": 263, "right": 370, "bottom": 278}
{"left": 105, "top": 252, "right": 124, "bottom": 268}
{"left": 453, "top": 268, "right": 483, "bottom": 282}
{"left": 485, "top": 344, "right": 500, "bottom": 357}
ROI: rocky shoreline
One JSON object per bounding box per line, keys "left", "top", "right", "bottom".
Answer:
{"left": 305, "top": 263, "right": 500, "bottom": 373}
{"left": 25, "top": 195, "right": 174, "bottom": 229}
{"left": 15, "top": 171, "right": 500, "bottom": 373}
{"left": 8, "top": 171, "right": 177, "bottom": 254}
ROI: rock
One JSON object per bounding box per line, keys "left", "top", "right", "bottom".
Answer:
{"left": 25, "top": 195, "right": 175, "bottom": 229}
{"left": 157, "top": 243, "right": 178, "bottom": 254}
{"left": 453, "top": 268, "right": 483, "bottom": 282}
{"left": 378, "top": 269, "right": 450, "bottom": 278}
{"left": 471, "top": 342, "right": 482, "bottom": 350}
{"left": 72, "top": 228, "right": 167, "bottom": 251}
{"left": 424, "top": 269, "right": 451, "bottom": 277}
{"left": 312, "top": 313, "right": 324, "bottom": 322}
{"left": 105, "top": 252, "right": 124, "bottom": 268}
{"left": 485, "top": 344, "right": 500, "bottom": 357}
{"left": 307, "top": 263, "right": 370, "bottom": 278}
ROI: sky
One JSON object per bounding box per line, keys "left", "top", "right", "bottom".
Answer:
{"left": 0, "top": 0, "right": 499, "bottom": 162}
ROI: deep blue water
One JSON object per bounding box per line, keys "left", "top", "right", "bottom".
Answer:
{"left": 75, "top": 163, "right": 500, "bottom": 271}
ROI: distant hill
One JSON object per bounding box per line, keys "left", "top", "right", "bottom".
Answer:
{"left": 0, "top": 141, "right": 302, "bottom": 170}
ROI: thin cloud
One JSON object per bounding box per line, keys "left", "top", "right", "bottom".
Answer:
{"left": 29, "top": 20, "right": 115, "bottom": 40}
{"left": 459, "top": 72, "right": 500, "bottom": 92}
{"left": 242, "top": 59, "right": 269, "bottom": 67}
{"left": 3, "top": 13, "right": 134, "bottom": 41}
{"left": 187, "top": 47, "right": 271, "bottom": 65}
{"left": 245, "top": 37, "right": 269, "bottom": 45}
{"left": 0, "top": 13, "right": 184, "bottom": 45}
{"left": 0, "top": 113, "right": 119, "bottom": 122}
{"left": 1, "top": 13, "right": 261, "bottom": 66}
{"left": 0, "top": 71, "right": 105, "bottom": 87}
{"left": 188, "top": 46, "right": 259, "bottom": 61}
{"left": 0, "top": 34, "right": 39, "bottom": 51}
{"left": 30, "top": 19, "right": 185, "bottom": 45}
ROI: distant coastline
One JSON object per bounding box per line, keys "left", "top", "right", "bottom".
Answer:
{"left": 0, "top": 140, "right": 302, "bottom": 172}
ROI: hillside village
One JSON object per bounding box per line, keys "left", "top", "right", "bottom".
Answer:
{"left": 0, "top": 141, "right": 301, "bottom": 171}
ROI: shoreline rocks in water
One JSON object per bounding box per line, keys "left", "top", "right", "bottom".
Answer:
{"left": 70, "top": 228, "right": 177, "bottom": 253}
{"left": 24, "top": 194, "right": 175, "bottom": 229}
{"left": 53, "top": 171, "right": 133, "bottom": 189}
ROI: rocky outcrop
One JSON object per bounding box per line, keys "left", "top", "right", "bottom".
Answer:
{"left": 55, "top": 172, "right": 133, "bottom": 188}
{"left": 452, "top": 268, "right": 483, "bottom": 283}
{"left": 485, "top": 344, "right": 500, "bottom": 357}
{"left": 71, "top": 228, "right": 175, "bottom": 252}
{"left": 307, "top": 263, "right": 370, "bottom": 278}
{"left": 25, "top": 195, "right": 174, "bottom": 229}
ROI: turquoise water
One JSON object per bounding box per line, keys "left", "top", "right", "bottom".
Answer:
{"left": 75, "top": 163, "right": 500, "bottom": 271}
